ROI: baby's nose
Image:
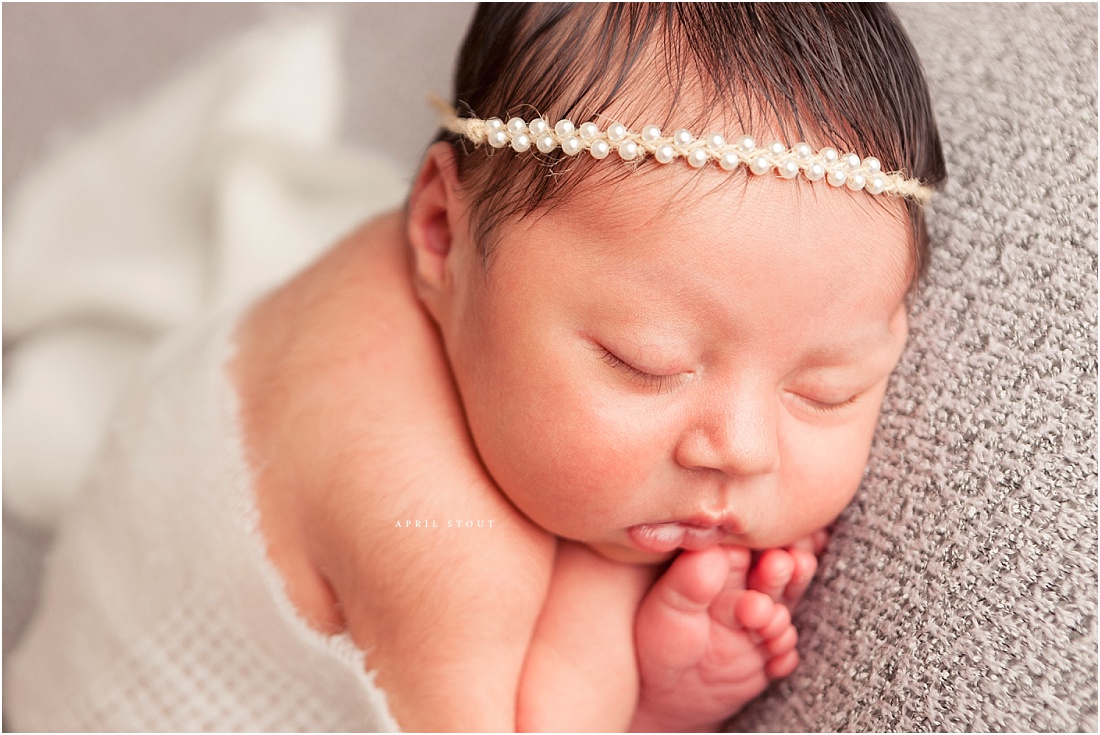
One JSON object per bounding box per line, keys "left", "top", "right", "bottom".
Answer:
{"left": 673, "top": 392, "right": 780, "bottom": 478}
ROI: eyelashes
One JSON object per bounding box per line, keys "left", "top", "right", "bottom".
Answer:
{"left": 595, "top": 345, "right": 682, "bottom": 394}
{"left": 795, "top": 392, "right": 862, "bottom": 416}
{"left": 593, "top": 342, "right": 865, "bottom": 413}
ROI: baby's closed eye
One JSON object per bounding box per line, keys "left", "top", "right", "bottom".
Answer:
{"left": 785, "top": 390, "right": 864, "bottom": 416}
{"left": 592, "top": 343, "right": 690, "bottom": 394}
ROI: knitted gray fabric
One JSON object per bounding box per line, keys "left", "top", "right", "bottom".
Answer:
{"left": 731, "top": 4, "right": 1098, "bottom": 731}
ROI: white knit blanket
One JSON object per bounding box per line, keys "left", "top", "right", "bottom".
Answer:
{"left": 7, "top": 306, "right": 401, "bottom": 730}
{"left": 3, "top": 14, "right": 407, "bottom": 527}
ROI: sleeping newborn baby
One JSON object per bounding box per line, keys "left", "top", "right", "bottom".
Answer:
{"left": 7, "top": 3, "right": 945, "bottom": 731}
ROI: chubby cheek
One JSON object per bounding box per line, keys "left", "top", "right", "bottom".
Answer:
{"left": 772, "top": 403, "right": 883, "bottom": 545}
{"left": 462, "top": 343, "right": 668, "bottom": 540}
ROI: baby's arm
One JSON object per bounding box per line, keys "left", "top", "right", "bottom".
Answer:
{"left": 516, "top": 541, "right": 660, "bottom": 731}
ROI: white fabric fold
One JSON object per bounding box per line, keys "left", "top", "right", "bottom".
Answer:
{"left": 3, "top": 12, "right": 408, "bottom": 526}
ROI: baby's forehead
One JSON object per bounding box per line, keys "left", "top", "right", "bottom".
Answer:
{"left": 513, "top": 168, "right": 915, "bottom": 312}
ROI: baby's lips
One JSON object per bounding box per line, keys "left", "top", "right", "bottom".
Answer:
{"left": 678, "top": 525, "right": 729, "bottom": 550}
{"left": 628, "top": 523, "right": 688, "bottom": 554}
{"left": 628, "top": 522, "right": 730, "bottom": 554}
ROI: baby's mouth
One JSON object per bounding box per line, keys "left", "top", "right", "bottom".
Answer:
{"left": 627, "top": 521, "right": 738, "bottom": 554}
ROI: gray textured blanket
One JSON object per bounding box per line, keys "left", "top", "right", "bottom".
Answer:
{"left": 732, "top": 4, "right": 1098, "bottom": 731}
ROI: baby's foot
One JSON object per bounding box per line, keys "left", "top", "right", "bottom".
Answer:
{"left": 631, "top": 546, "right": 799, "bottom": 732}
{"left": 746, "top": 529, "right": 826, "bottom": 608}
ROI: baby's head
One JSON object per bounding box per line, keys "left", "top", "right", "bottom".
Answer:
{"left": 407, "top": 3, "right": 945, "bottom": 563}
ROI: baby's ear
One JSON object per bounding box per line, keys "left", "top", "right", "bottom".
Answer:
{"left": 407, "top": 142, "right": 463, "bottom": 318}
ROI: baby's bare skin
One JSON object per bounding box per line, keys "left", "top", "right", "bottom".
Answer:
{"left": 631, "top": 539, "right": 826, "bottom": 732}
{"left": 232, "top": 212, "right": 822, "bottom": 731}
{"left": 233, "top": 214, "right": 555, "bottom": 730}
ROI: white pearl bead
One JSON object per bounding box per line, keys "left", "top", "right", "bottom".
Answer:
{"left": 536, "top": 134, "right": 556, "bottom": 154}
{"left": 466, "top": 113, "right": 906, "bottom": 197}
{"left": 719, "top": 152, "right": 740, "bottom": 170}
{"left": 779, "top": 160, "right": 800, "bottom": 179}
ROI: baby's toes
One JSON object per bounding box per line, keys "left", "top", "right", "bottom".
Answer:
{"left": 756, "top": 600, "right": 792, "bottom": 642}
{"left": 782, "top": 549, "right": 818, "bottom": 607}
{"left": 763, "top": 622, "right": 797, "bottom": 657}
{"left": 755, "top": 604, "right": 800, "bottom": 679}
{"left": 639, "top": 547, "right": 729, "bottom": 637}
{"left": 721, "top": 545, "right": 752, "bottom": 592}
{"left": 747, "top": 548, "right": 795, "bottom": 602}
{"left": 732, "top": 589, "right": 776, "bottom": 631}
{"left": 655, "top": 547, "right": 731, "bottom": 613}
{"left": 765, "top": 649, "right": 800, "bottom": 679}
{"left": 637, "top": 548, "right": 731, "bottom": 679}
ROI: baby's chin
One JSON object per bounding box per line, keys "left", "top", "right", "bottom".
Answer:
{"left": 586, "top": 541, "right": 678, "bottom": 566}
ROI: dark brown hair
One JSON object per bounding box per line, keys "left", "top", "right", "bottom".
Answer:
{"left": 439, "top": 3, "right": 946, "bottom": 283}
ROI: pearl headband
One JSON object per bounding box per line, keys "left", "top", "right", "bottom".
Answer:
{"left": 436, "top": 99, "right": 932, "bottom": 203}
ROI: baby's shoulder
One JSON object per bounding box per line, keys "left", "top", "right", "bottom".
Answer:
{"left": 233, "top": 209, "right": 421, "bottom": 377}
